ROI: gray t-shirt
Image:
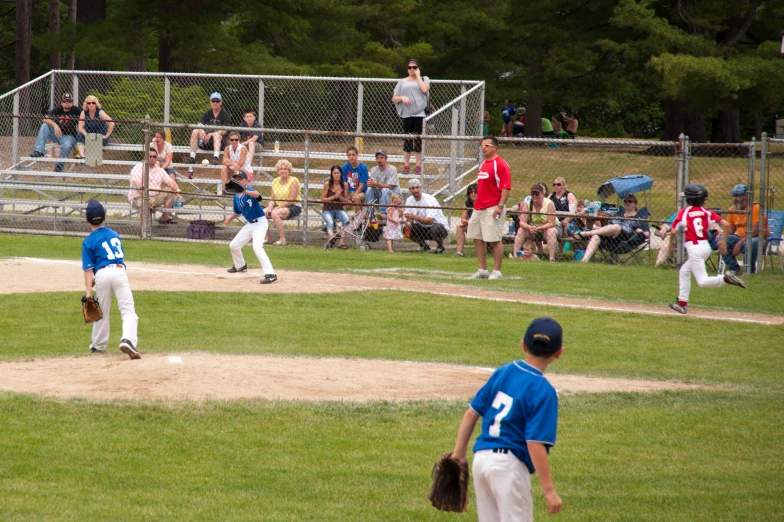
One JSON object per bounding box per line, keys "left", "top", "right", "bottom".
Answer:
{"left": 394, "top": 77, "right": 430, "bottom": 118}
{"left": 369, "top": 165, "right": 399, "bottom": 190}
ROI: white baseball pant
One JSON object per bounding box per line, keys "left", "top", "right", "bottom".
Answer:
{"left": 230, "top": 218, "right": 275, "bottom": 275}
{"left": 679, "top": 240, "right": 725, "bottom": 303}
{"left": 91, "top": 266, "right": 138, "bottom": 351}
{"left": 472, "top": 449, "right": 533, "bottom": 522}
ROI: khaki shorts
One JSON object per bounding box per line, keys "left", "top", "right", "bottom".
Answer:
{"left": 529, "top": 221, "right": 563, "bottom": 241}
{"left": 131, "top": 191, "right": 173, "bottom": 209}
{"left": 467, "top": 207, "right": 506, "bottom": 243}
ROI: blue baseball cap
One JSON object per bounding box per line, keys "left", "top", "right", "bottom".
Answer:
{"left": 210, "top": 92, "right": 222, "bottom": 101}
{"left": 730, "top": 184, "right": 747, "bottom": 195}
{"left": 86, "top": 199, "right": 105, "bottom": 225}
{"left": 523, "top": 317, "right": 563, "bottom": 355}
{"left": 232, "top": 172, "right": 248, "bottom": 180}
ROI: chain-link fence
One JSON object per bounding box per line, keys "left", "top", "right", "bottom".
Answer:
{"left": 2, "top": 70, "right": 779, "bottom": 271}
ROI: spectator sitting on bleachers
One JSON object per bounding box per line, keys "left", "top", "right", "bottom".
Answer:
{"left": 552, "top": 120, "right": 571, "bottom": 140}
{"left": 561, "top": 112, "right": 579, "bottom": 137}
{"left": 321, "top": 166, "right": 350, "bottom": 249}
{"left": 456, "top": 183, "right": 478, "bottom": 256}
{"left": 128, "top": 148, "right": 180, "bottom": 224}
{"left": 654, "top": 212, "right": 677, "bottom": 267}
{"left": 513, "top": 184, "right": 560, "bottom": 262}
{"left": 341, "top": 146, "right": 368, "bottom": 210}
{"left": 403, "top": 178, "right": 449, "bottom": 254}
{"left": 189, "top": 92, "right": 232, "bottom": 166}
{"left": 549, "top": 177, "right": 578, "bottom": 235}
{"left": 151, "top": 128, "right": 176, "bottom": 177}
{"left": 29, "top": 92, "right": 81, "bottom": 173}
{"left": 574, "top": 193, "right": 649, "bottom": 263}
{"left": 240, "top": 109, "right": 263, "bottom": 160}
{"left": 221, "top": 131, "right": 254, "bottom": 190}
{"left": 265, "top": 159, "right": 302, "bottom": 246}
{"left": 717, "top": 184, "right": 769, "bottom": 274}
{"left": 75, "top": 95, "right": 115, "bottom": 158}
{"left": 366, "top": 149, "right": 401, "bottom": 217}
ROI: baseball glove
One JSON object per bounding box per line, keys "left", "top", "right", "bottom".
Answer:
{"left": 81, "top": 295, "right": 103, "bottom": 324}
{"left": 224, "top": 179, "right": 245, "bottom": 195}
{"left": 427, "top": 452, "right": 470, "bottom": 513}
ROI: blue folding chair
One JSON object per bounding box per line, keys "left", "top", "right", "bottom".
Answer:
{"left": 764, "top": 210, "right": 784, "bottom": 272}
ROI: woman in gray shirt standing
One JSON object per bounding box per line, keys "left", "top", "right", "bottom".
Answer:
{"left": 392, "top": 59, "right": 430, "bottom": 176}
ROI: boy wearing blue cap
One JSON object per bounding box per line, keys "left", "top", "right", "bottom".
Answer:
{"left": 223, "top": 173, "right": 278, "bottom": 284}
{"left": 452, "top": 317, "right": 564, "bottom": 521}
{"left": 81, "top": 200, "right": 140, "bottom": 359}
{"left": 189, "top": 92, "right": 232, "bottom": 168}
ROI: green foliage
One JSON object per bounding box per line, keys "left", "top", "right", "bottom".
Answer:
{"left": 96, "top": 77, "right": 207, "bottom": 122}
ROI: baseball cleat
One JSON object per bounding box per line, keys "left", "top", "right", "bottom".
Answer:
{"left": 668, "top": 302, "right": 687, "bottom": 315}
{"left": 90, "top": 347, "right": 106, "bottom": 354}
{"left": 119, "top": 339, "right": 141, "bottom": 360}
{"left": 261, "top": 274, "right": 278, "bottom": 284}
{"left": 723, "top": 273, "right": 746, "bottom": 289}
{"left": 227, "top": 264, "right": 247, "bottom": 273}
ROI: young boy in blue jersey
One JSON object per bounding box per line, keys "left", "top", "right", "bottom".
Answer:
{"left": 452, "top": 317, "right": 563, "bottom": 521}
{"left": 223, "top": 172, "right": 278, "bottom": 284}
{"left": 81, "top": 199, "right": 140, "bottom": 359}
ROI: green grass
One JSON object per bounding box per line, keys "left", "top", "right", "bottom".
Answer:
{"left": 1, "top": 232, "right": 782, "bottom": 520}
{"left": 2, "top": 233, "right": 783, "bottom": 314}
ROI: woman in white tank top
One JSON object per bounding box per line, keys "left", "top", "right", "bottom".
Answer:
{"left": 221, "top": 131, "right": 254, "bottom": 187}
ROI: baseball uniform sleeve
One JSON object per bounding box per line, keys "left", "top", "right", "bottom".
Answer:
{"left": 672, "top": 208, "right": 687, "bottom": 230}
{"left": 233, "top": 195, "right": 242, "bottom": 215}
{"left": 708, "top": 210, "right": 722, "bottom": 224}
{"left": 82, "top": 240, "right": 95, "bottom": 272}
{"left": 469, "top": 372, "right": 498, "bottom": 415}
{"left": 524, "top": 387, "right": 558, "bottom": 447}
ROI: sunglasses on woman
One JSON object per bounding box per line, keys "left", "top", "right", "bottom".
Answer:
{"left": 408, "top": 66, "right": 418, "bottom": 70}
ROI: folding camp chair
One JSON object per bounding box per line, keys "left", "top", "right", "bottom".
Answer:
{"left": 764, "top": 210, "right": 784, "bottom": 272}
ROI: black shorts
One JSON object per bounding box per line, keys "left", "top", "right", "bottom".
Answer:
{"left": 286, "top": 205, "right": 302, "bottom": 219}
{"left": 402, "top": 117, "right": 424, "bottom": 153}
{"left": 201, "top": 135, "right": 228, "bottom": 151}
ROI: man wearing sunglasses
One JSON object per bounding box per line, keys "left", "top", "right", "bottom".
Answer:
{"left": 29, "top": 92, "right": 81, "bottom": 172}
{"left": 467, "top": 136, "right": 511, "bottom": 279}
{"left": 189, "top": 92, "right": 232, "bottom": 167}
{"left": 128, "top": 148, "right": 181, "bottom": 224}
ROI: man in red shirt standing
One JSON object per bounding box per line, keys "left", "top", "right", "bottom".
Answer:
{"left": 467, "top": 136, "right": 512, "bottom": 280}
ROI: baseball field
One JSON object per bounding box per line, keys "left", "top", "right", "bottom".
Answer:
{"left": 1, "top": 232, "right": 782, "bottom": 521}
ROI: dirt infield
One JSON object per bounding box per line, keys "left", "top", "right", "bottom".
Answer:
{"left": 0, "top": 257, "right": 749, "bottom": 401}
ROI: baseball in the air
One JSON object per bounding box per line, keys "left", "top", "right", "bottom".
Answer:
{"left": 201, "top": 159, "right": 210, "bottom": 166}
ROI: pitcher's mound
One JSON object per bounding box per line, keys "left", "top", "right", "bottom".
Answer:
{"left": 0, "top": 353, "right": 705, "bottom": 401}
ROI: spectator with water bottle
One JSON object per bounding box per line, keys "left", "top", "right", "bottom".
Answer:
{"left": 128, "top": 148, "right": 181, "bottom": 224}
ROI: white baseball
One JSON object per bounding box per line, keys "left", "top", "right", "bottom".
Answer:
{"left": 201, "top": 159, "right": 209, "bottom": 166}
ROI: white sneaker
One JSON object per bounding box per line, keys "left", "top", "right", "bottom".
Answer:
{"left": 488, "top": 271, "right": 503, "bottom": 280}
{"left": 469, "top": 269, "right": 490, "bottom": 279}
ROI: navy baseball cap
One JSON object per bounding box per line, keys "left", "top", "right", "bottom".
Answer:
{"left": 232, "top": 172, "right": 248, "bottom": 180}
{"left": 86, "top": 199, "right": 105, "bottom": 225}
{"left": 210, "top": 92, "right": 222, "bottom": 101}
{"left": 524, "top": 317, "right": 563, "bottom": 355}
{"left": 730, "top": 184, "right": 747, "bottom": 195}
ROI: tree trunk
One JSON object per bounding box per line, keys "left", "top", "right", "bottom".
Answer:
{"left": 524, "top": 59, "right": 543, "bottom": 138}
{"left": 49, "top": 0, "right": 61, "bottom": 70}
{"left": 15, "top": 0, "right": 32, "bottom": 87}
{"left": 65, "top": 0, "right": 76, "bottom": 69}
{"left": 127, "top": 29, "right": 146, "bottom": 72}
{"left": 76, "top": 0, "right": 107, "bottom": 69}
{"left": 710, "top": 109, "right": 741, "bottom": 143}
{"left": 661, "top": 99, "right": 706, "bottom": 142}
{"left": 158, "top": 0, "right": 203, "bottom": 72}
{"left": 751, "top": 111, "right": 762, "bottom": 140}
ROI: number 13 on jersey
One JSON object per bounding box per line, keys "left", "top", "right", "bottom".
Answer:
{"left": 101, "top": 238, "right": 125, "bottom": 260}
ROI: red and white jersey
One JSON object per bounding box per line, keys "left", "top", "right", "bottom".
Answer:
{"left": 674, "top": 206, "right": 722, "bottom": 243}
{"left": 475, "top": 156, "right": 512, "bottom": 210}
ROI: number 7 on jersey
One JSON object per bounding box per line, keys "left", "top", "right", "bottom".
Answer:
{"left": 489, "top": 391, "right": 513, "bottom": 437}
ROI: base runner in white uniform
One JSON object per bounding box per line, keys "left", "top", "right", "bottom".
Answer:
{"left": 668, "top": 183, "right": 746, "bottom": 314}
{"left": 224, "top": 172, "right": 278, "bottom": 284}
{"left": 81, "top": 199, "right": 140, "bottom": 359}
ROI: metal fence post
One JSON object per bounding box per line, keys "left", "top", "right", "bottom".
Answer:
{"left": 675, "top": 133, "right": 689, "bottom": 265}
{"left": 356, "top": 81, "right": 364, "bottom": 135}
{"left": 141, "top": 115, "right": 151, "bottom": 239}
{"left": 164, "top": 76, "right": 171, "bottom": 125}
{"left": 302, "top": 132, "right": 310, "bottom": 247}
{"left": 72, "top": 73, "right": 78, "bottom": 105}
{"left": 758, "top": 132, "right": 769, "bottom": 270}
{"left": 258, "top": 80, "right": 265, "bottom": 129}
{"left": 49, "top": 73, "right": 56, "bottom": 110}
{"left": 11, "top": 93, "right": 19, "bottom": 166}
{"left": 744, "top": 138, "right": 756, "bottom": 274}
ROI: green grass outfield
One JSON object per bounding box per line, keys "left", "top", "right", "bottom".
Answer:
{"left": 1, "top": 233, "right": 782, "bottom": 521}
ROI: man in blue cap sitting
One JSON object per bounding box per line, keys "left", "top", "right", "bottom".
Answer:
{"left": 189, "top": 92, "right": 233, "bottom": 167}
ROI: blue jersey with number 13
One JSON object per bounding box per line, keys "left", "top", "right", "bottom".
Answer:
{"left": 82, "top": 227, "right": 126, "bottom": 273}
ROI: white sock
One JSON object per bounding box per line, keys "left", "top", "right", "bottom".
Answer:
{"left": 491, "top": 270, "right": 501, "bottom": 276}
{"left": 477, "top": 269, "right": 489, "bottom": 274}
{"left": 190, "top": 152, "right": 196, "bottom": 159}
